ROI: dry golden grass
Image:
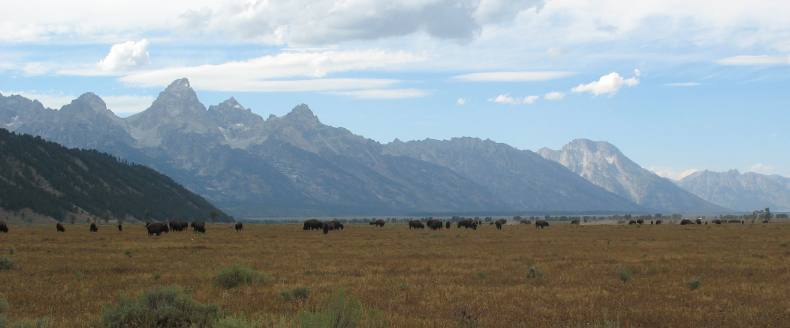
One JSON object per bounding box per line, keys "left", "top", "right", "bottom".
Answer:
{"left": 1, "top": 222, "right": 790, "bottom": 327}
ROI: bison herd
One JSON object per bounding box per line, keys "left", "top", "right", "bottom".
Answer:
{"left": 303, "top": 219, "right": 345, "bottom": 234}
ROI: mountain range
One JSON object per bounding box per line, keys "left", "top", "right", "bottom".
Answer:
{"left": 1, "top": 78, "right": 784, "bottom": 217}
{"left": 678, "top": 170, "right": 790, "bottom": 211}
{"left": 0, "top": 128, "right": 229, "bottom": 223}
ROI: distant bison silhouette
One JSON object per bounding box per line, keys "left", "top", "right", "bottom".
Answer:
{"left": 369, "top": 219, "right": 386, "bottom": 227}
{"left": 303, "top": 219, "right": 323, "bottom": 230}
{"left": 726, "top": 219, "right": 742, "bottom": 224}
{"left": 445, "top": 221, "right": 451, "bottom": 229}
{"left": 408, "top": 220, "right": 425, "bottom": 229}
{"left": 457, "top": 219, "right": 478, "bottom": 230}
{"left": 570, "top": 219, "right": 580, "bottom": 225}
{"left": 56, "top": 223, "right": 65, "bottom": 232}
{"left": 191, "top": 222, "right": 206, "bottom": 233}
{"left": 322, "top": 220, "right": 344, "bottom": 234}
{"left": 90, "top": 223, "right": 98, "bottom": 232}
{"left": 169, "top": 221, "right": 188, "bottom": 232}
{"left": 427, "top": 219, "right": 443, "bottom": 230}
{"left": 712, "top": 219, "right": 722, "bottom": 225}
{"left": 628, "top": 220, "right": 637, "bottom": 225}
{"left": 535, "top": 220, "right": 550, "bottom": 229}
{"left": 117, "top": 224, "right": 123, "bottom": 232}
{"left": 637, "top": 219, "right": 644, "bottom": 224}
{"left": 0, "top": 221, "right": 7, "bottom": 233}
{"left": 235, "top": 222, "right": 243, "bottom": 232}
{"left": 145, "top": 222, "right": 169, "bottom": 236}
{"left": 495, "top": 219, "right": 507, "bottom": 230}
{"left": 655, "top": 220, "right": 662, "bottom": 225}
{"left": 680, "top": 219, "right": 694, "bottom": 225}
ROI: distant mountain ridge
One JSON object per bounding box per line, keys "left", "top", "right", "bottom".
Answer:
{"left": 0, "top": 128, "right": 230, "bottom": 222}
{"left": 678, "top": 170, "right": 790, "bottom": 211}
{"left": 0, "top": 79, "right": 693, "bottom": 216}
{"left": 538, "top": 139, "right": 725, "bottom": 213}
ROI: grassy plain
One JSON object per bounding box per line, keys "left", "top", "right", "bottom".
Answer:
{"left": 0, "top": 222, "right": 789, "bottom": 327}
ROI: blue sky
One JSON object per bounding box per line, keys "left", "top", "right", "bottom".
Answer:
{"left": 1, "top": 0, "right": 789, "bottom": 178}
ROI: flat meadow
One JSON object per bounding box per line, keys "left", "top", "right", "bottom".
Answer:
{"left": 0, "top": 221, "right": 789, "bottom": 327}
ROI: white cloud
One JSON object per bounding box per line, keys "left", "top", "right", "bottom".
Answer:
{"left": 98, "top": 39, "right": 150, "bottom": 72}
{"left": 717, "top": 55, "right": 790, "bottom": 66}
{"left": 648, "top": 166, "right": 699, "bottom": 181}
{"left": 665, "top": 82, "right": 700, "bottom": 87}
{"left": 121, "top": 49, "right": 424, "bottom": 92}
{"left": 489, "top": 94, "right": 538, "bottom": 105}
{"left": 454, "top": 71, "right": 574, "bottom": 82}
{"left": 544, "top": 91, "right": 564, "bottom": 101}
{"left": 749, "top": 163, "right": 776, "bottom": 175}
{"left": 572, "top": 70, "right": 640, "bottom": 96}
{"left": 456, "top": 98, "right": 467, "bottom": 106}
{"left": 330, "top": 88, "right": 428, "bottom": 100}
{"left": 0, "top": 90, "right": 152, "bottom": 115}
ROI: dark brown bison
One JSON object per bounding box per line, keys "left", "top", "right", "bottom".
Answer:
{"left": 570, "top": 219, "right": 580, "bottom": 225}
{"left": 695, "top": 218, "right": 703, "bottom": 225}
{"left": 408, "top": 220, "right": 425, "bottom": 229}
{"left": 655, "top": 220, "right": 662, "bottom": 225}
{"left": 427, "top": 219, "right": 443, "bottom": 230}
{"left": 628, "top": 220, "right": 637, "bottom": 225}
{"left": 322, "top": 220, "right": 344, "bottom": 234}
{"left": 117, "top": 224, "right": 123, "bottom": 231}
{"left": 0, "top": 221, "right": 7, "bottom": 233}
{"left": 146, "top": 222, "right": 169, "bottom": 236}
{"left": 445, "top": 221, "right": 451, "bottom": 229}
{"left": 535, "top": 220, "right": 550, "bottom": 229}
{"left": 457, "top": 219, "right": 478, "bottom": 230}
{"left": 637, "top": 219, "right": 644, "bottom": 225}
{"left": 56, "top": 223, "right": 65, "bottom": 232}
{"left": 169, "top": 221, "right": 188, "bottom": 232}
{"left": 680, "top": 219, "right": 694, "bottom": 225}
{"left": 495, "top": 219, "right": 507, "bottom": 230}
{"left": 712, "top": 219, "right": 722, "bottom": 225}
{"left": 303, "top": 219, "right": 323, "bottom": 230}
{"left": 191, "top": 222, "right": 206, "bottom": 233}
{"left": 235, "top": 222, "right": 243, "bottom": 231}
{"left": 90, "top": 223, "right": 98, "bottom": 232}
{"left": 369, "top": 219, "right": 386, "bottom": 227}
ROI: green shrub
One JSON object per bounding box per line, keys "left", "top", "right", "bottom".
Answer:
{"left": 526, "top": 265, "right": 543, "bottom": 280}
{"left": 215, "top": 265, "right": 266, "bottom": 289}
{"left": 101, "top": 285, "right": 220, "bottom": 328}
{"left": 281, "top": 288, "right": 310, "bottom": 302}
{"left": 618, "top": 267, "right": 633, "bottom": 283}
{"left": 687, "top": 277, "right": 702, "bottom": 291}
{"left": 215, "top": 315, "right": 258, "bottom": 328}
{"left": 0, "top": 258, "right": 13, "bottom": 271}
{"left": 298, "top": 290, "right": 363, "bottom": 328}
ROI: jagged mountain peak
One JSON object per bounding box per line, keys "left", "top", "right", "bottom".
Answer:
{"left": 61, "top": 92, "right": 110, "bottom": 115}
{"left": 281, "top": 104, "right": 320, "bottom": 126}
{"left": 213, "top": 97, "right": 248, "bottom": 112}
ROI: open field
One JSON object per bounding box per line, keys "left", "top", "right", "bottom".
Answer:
{"left": 1, "top": 222, "right": 789, "bottom": 327}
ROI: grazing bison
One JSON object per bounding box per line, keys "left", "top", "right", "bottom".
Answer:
{"left": 0, "top": 221, "right": 7, "bottom": 233}
{"left": 637, "top": 219, "right": 644, "bottom": 225}
{"left": 695, "top": 218, "right": 703, "bottom": 225}
{"left": 235, "top": 222, "right": 244, "bottom": 232}
{"left": 655, "top": 220, "right": 662, "bottom": 225}
{"left": 570, "top": 219, "right": 580, "bottom": 225}
{"left": 628, "top": 220, "right": 637, "bottom": 225}
{"left": 427, "top": 219, "right": 443, "bottom": 230}
{"left": 117, "top": 224, "right": 123, "bottom": 232}
{"left": 495, "top": 219, "right": 507, "bottom": 230}
{"left": 90, "top": 223, "right": 98, "bottom": 232}
{"left": 169, "top": 221, "right": 188, "bottom": 232}
{"left": 56, "top": 223, "right": 65, "bottom": 232}
{"left": 191, "top": 222, "right": 206, "bottom": 233}
{"left": 303, "top": 219, "right": 323, "bottom": 230}
{"left": 408, "top": 220, "right": 425, "bottom": 229}
{"left": 445, "top": 221, "right": 451, "bottom": 229}
{"left": 457, "top": 219, "right": 478, "bottom": 230}
{"left": 535, "top": 220, "right": 550, "bottom": 229}
{"left": 680, "top": 219, "right": 694, "bottom": 225}
{"left": 712, "top": 219, "right": 722, "bottom": 225}
{"left": 322, "top": 220, "right": 344, "bottom": 234}
{"left": 369, "top": 219, "right": 386, "bottom": 227}
{"left": 145, "top": 222, "right": 169, "bottom": 236}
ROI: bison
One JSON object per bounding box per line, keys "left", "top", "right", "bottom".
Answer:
{"left": 90, "top": 223, "right": 98, "bottom": 232}
{"left": 655, "top": 220, "right": 662, "bottom": 225}
{"left": 637, "top": 219, "right": 644, "bottom": 225}
{"left": 235, "top": 222, "right": 244, "bottom": 232}
{"left": 680, "top": 219, "right": 694, "bottom": 225}
{"left": 168, "top": 221, "right": 188, "bottom": 232}
{"left": 570, "top": 219, "right": 580, "bottom": 225}
{"left": 303, "top": 219, "right": 323, "bottom": 230}
{"left": 445, "top": 221, "right": 451, "bottom": 229}
{"left": 322, "top": 220, "right": 344, "bottom": 234}
{"left": 191, "top": 222, "right": 206, "bottom": 233}
{"left": 56, "top": 223, "right": 65, "bottom": 232}
{"left": 408, "top": 220, "right": 425, "bottom": 229}
{"left": 535, "top": 220, "right": 550, "bottom": 229}
{"left": 369, "top": 219, "right": 386, "bottom": 227}
{"left": 628, "top": 220, "right": 637, "bottom": 225}
{"left": 712, "top": 219, "right": 722, "bottom": 225}
{"left": 0, "top": 221, "right": 7, "bottom": 233}
{"left": 427, "top": 219, "right": 443, "bottom": 230}
{"left": 495, "top": 219, "right": 507, "bottom": 230}
{"left": 457, "top": 219, "right": 478, "bottom": 230}
{"left": 146, "top": 222, "right": 169, "bottom": 236}
{"left": 117, "top": 224, "right": 123, "bottom": 232}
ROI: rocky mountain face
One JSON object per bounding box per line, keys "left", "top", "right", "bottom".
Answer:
{"left": 0, "top": 79, "right": 650, "bottom": 217}
{"left": 0, "top": 128, "right": 230, "bottom": 222}
{"left": 384, "top": 137, "right": 640, "bottom": 212}
{"left": 538, "top": 139, "right": 725, "bottom": 213}
{"left": 678, "top": 170, "right": 790, "bottom": 211}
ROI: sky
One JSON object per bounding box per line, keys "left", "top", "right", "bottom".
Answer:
{"left": 0, "top": 0, "right": 789, "bottom": 178}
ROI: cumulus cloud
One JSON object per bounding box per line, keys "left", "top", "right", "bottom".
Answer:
{"left": 572, "top": 70, "right": 640, "bottom": 96}
{"left": 456, "top": 97, "right": 467, "bottom": 106}
{"left": 98, "top": 39, "right": 150, "bottom": 72}
{"left": 717, "top": 55, "right": 790, "bottom": 66}
{"left": 453, "top": 71, "right": 574, "bottom": 82}
{"left": 489, "top": 94, "right": 538, "bottom": 105}
{"left": 544, "top": 91, "right": 564, "bottom": 101}
{"left": 121, "top": 49, "right": 424, "bottom": 93}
